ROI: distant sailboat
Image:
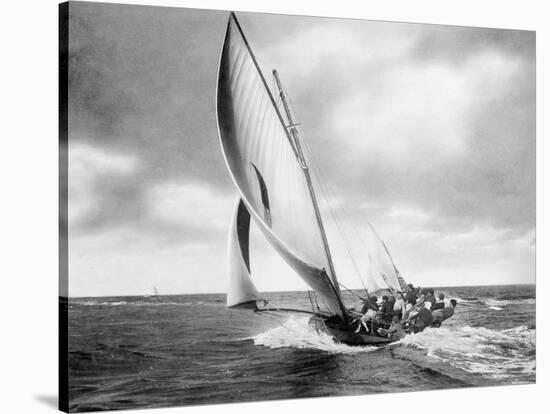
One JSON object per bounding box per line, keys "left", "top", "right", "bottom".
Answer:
{"left": 145, "top": 286, "right": 160, "bottom": 298}
{"left": 217, "top": 12, "right": 408, "bottom": 345}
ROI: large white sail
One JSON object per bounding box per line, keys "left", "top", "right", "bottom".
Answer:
{"left": 366, "top": 224, "right": 404, "bottom": 293}
{"left": 227, "top": 198, "right": 264, "bottom": 308}
{"left": 217, "top": 14, "right": 345, "bottom": 317}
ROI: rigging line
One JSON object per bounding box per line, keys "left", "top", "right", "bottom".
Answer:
{"left": 298, "top": 134, "right": 371, "bottom": 295}
{"left": 305, "top": 150, "right": 360, "bottom": 282}
{"left": 312, "top": 290, "right": 321, "bottom": 312}
{"left": 300, "top": 140, "right": 364, "bottom": 282}
{"left": 280, "top": 84, "right": 373, "bottom": 258}
{"left": 307, "top": 290, "right": 316, "bottom": 314}
{"left": 298, "top": 132, "right": 368, "bottom": 292}
{"left": 369, "top": 222, "right": 400, "bottom": 274}
{"left": 338, "top": 282, "right": 368, "bottom": 301}
{"left": 279, "top": 83, "right": 365, "bottom": 257}
{"left": 317, "top": 178, "right": 370, "bottom": 296}
{"left": 310, "top": 147, "right": 369, "bottom": 264}
{"left": 313, "top": 174, "right": 369, "bottom": 297}
{"left": 273, "top": 76, "right": 368, "bottom": 306}
{"left": 316, "top": 289, "right": 330, "bottom": 314}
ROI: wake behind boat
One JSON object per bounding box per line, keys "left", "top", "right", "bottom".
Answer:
{"left": 216, "top": 12, "right": 455, "bottom": 346}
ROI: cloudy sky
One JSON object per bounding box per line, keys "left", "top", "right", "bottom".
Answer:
{"left": 66, "top": 2, "right": 535, "bottom": 297}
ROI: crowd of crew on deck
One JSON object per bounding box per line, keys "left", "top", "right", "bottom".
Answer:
{"left": 354, "top": 284, "right": 457, "bottom": 340}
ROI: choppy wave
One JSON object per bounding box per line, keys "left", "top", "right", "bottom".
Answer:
{"left": 456, "top": 296, "right": 536, "bottom": 308}
{"left": 496, "top": 294, "right": 535, "bottom": 301}
{"left": 252, "top": 317, "right": 535, "bottom": 380}
{"left": 251, "top": 316, "right": 378, "bottom": 354}
{"left": 484, "top": 298, "right": 536, "bottom": 307}
{"left": 71, "top": 300, "right": 211, "bottom": 307}
{"left": 400, "top": 325, "right": 535, "bottom": 380}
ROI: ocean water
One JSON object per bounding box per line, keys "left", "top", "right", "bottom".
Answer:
{"left": 66, "top": 284, "right": 535, "bottom": 412}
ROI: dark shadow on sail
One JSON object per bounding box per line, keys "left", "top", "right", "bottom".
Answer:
{"left": 250, "top": 162, "right": 272, "bottom": 227}
{"left": 236, "top": 198, "right": 251, "bottom": 273}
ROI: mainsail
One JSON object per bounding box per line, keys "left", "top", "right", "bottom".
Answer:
{"left": 227, "top": 197, "right": 265, "bottom": 308}
{"left": 366, "top": 223, "right": 404, "bottom": 293}
{"left": 217, "top": 13, "right": 346, "bottom": 318}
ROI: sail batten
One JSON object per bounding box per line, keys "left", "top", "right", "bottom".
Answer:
{"left": 217, "top": 13, "right": 345, "bottom": 317}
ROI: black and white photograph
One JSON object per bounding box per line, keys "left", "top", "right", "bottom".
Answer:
{"left": 58, "top": 1, "right": 536, "bottom": 412}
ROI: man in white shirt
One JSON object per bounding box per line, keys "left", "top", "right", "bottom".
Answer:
{"left": 393, "top": 293, "right": 405, "bottom": 320}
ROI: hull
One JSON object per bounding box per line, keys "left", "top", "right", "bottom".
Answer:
{"left": 309, "top": 315, "right": 394, "bottom": 346}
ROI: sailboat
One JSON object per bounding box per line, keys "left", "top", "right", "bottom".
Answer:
{"left": 145, "top": 286, "right": 160, "bottom": 298}
{"left": 216, "top": 12, "right": 406, "bottom": 346}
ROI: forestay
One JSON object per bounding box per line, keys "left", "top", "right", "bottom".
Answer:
{"left": 217, "top": 14, "right": 345, "bottom": 317}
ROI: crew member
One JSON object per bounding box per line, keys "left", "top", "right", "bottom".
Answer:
{"left": 393, "top": 292, "right": 405, "bottom": 320}
{"left": 432, "top": 293, "right": 445, "bottom": 311}
{"left": 431, "top": 299, "right": 457, "bottom": 327}
{"left": 355, "top": 296, "right": 378, "bottom": 333}
{"left": 408, "top": 301, "right": 433, "bottom": 333}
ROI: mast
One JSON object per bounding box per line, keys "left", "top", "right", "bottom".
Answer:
{"left": 223, "top": 12, "right": 349, "bottom": 319}
{"left": 272, "top": 69, "right": 344, "bottom": 302}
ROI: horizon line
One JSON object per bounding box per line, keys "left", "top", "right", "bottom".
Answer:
{"left": 63, "top": 281, "right": 536, "bottom": 299}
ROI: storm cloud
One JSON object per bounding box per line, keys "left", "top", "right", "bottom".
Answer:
{"left": 67, "top": 2, "right": 535, "bottom": 296}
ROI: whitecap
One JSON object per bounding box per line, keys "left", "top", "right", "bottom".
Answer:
{"left": 250, "top": 315, "right": 378, "bottom": 354}
{"left": 399, "top": 325, "right": 535, "bottom": 379}
{"left": 484, "top": 298, "right": 536, "bottom": 307}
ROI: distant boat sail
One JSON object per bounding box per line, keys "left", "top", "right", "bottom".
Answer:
{"left": 144, "top": 286, "right": 159, "bottom": 298}
{"left": 217, "top": 13, "right": 410, "bottom": 345}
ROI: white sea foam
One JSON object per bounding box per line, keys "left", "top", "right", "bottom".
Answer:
{"left": 488, "top": 306, "right": 504, "bottom": 311}
{"left": 72, "top": 300, "right": 211, "bottom": 307}
{"left": 252, "top": 316, "right": 536, "bottom": 377}
{"left": 399, "top": 325, "right": 535, "bottom": 379}
{"left": 484, "top": 298, "right": 536, "bottom": 307}
{"left": 455, "top": 296, "right": 535, "bottom": 308}
{"left": 251, "top": 315, "right": 378, "bottom": 354}
{"left": 456, "top": 298, "right": 480, "bottom": 304}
